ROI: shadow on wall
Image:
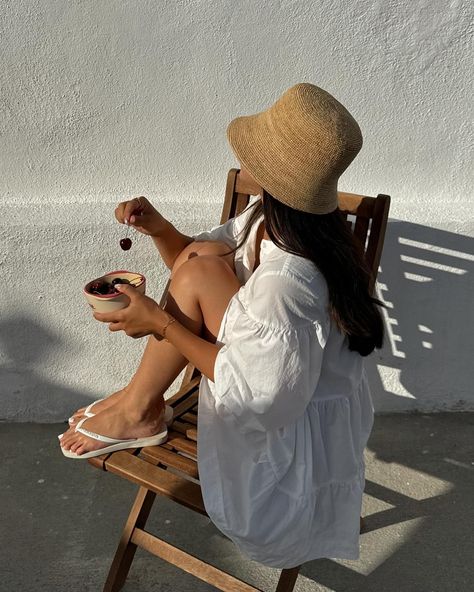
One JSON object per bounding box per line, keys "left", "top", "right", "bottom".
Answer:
{"left": 0, "top": 219, "right": 472, "bottom": 422}
{"left": 0, "top": 315, "right": 89, "bottom": 422}
{"left": 365, "top": 220, "right": 474, "bottom": 412}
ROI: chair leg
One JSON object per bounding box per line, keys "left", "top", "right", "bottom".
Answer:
{"left": 275, "top": 566, "right": 301, "bottom": 592}
{"left": 103, "top": 487, "right": 157, "bottom": 592}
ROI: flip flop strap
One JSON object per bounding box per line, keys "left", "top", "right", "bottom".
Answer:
{"left": 84, "top": 397, "right": 105, "bottom": 416}
{"left": 75, "top": 418, "right": 137, "bottom": 444}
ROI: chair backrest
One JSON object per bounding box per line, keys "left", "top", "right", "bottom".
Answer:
{"left": 221, "top": 168, "right": 391, "bottom": 294}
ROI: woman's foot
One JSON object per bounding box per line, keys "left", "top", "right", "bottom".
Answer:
{"left": 68, "top": 387, "right": 129, "bottom": 426}
{"left": 59, "top": 399, "right": 166, "bottom": 457}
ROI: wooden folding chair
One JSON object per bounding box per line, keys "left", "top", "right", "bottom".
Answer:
{"left": 88, "top": 168, "right": 391, "bottom": 591}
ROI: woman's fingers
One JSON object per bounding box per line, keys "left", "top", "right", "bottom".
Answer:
{"left": 114, "top": 201, "right": 127, "bottom": 224}
{"left": 114, "top": 195, "right": 166, "bottom": 237}
{"left": 124, "top": 196, "right": 149, "bottom": 223}
{"left": 114, "top": 197, "right": 148, "bottom": 224}
{"left": 94, "top": 311, "right": 122, "bottom": 323}
{"left": 129, "top": 213, "right": 152, "bottom": 226}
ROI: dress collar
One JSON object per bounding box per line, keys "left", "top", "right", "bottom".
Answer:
{"left": 255, "top": 213, "right": 281, "bottom": 264}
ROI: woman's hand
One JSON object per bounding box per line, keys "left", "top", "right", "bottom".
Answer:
{"left": 93, "top": 284, "right": 172, "bottom": 339}
{"left": 115, "top": 196, "right": 168, "bottom": 238}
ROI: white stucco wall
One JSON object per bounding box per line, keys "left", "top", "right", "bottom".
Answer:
{"left": 1, "top": 0, "right": 473, "bottom": 421}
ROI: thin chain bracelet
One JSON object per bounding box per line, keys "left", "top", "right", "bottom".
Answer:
{"left": 162, "top": 315, "right": 177, "bottom": 342}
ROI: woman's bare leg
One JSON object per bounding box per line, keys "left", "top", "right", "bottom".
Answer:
{"left": 68, "top": 240, "right": 235, "bottom": 424}
{"left": 60, "top": 247, "right": 240, "bottom": 455}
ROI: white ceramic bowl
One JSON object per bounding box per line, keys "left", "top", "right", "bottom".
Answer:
{"left": 84, "top": 270, "right": 146, "bottom": 313}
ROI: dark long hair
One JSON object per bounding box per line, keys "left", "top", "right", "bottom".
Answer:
{"left": 223, "top": 191, "right": 386, "bottom": 357}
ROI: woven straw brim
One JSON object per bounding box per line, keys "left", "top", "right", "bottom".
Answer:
{"left": 227, "top": 112, "right": 339, "bottom": 215}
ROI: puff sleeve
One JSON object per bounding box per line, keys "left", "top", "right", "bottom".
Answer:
{"left": 192, "top": 195, "right": 261, "bottom": 247}
{"left": 211, "top": 272, "right": 330, "bottom": 432}
{"left": 192, "top": 217, "right": 238, "bottom": 247}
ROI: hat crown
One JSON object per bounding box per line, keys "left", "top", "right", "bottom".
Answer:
{"left": 227, "top": 83, "right": 363, "bottom": 214}
{"left": 273, "top": 83, "right": 363, "bottom": 163}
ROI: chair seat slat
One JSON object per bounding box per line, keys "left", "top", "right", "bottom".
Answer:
{"left": 165, "top": 376, "right": 201, "bottom": 407}
{"left": 172, "top": 420, "right": 197, "bottom": 435}
{"left": 138, "top": 445, "right": 199, "bottom": 478}
{"left": 186, "top": 428, "right": 198, "bottom": 442}
{"left": 181, "top": 412, "right": 198, "bottom": 425}
{"left": 104, "top": 450, "right": 205, "bottom": 514}
{"left": 164, "top": 431, "right": 198, "bottom": 458}
{"left": 171, "top": 391, "right": 200, "bottom": 420}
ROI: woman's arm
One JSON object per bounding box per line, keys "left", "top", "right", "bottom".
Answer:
{"left": 116, "top": 196, "right": 195, "bottom": 270}
{"left": 157, "top": 318, "right": 222, "bottom": 382}
{"left": 151, "top": 220, "right": 195, "bottom": 270}
{"left": 94, "top": 286, "right": 222, "bottom": 382}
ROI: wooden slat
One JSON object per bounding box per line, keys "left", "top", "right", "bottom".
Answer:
{"left": 365, "top": 194, "right": 391, "bottom": 293}
{"left": 172, "top": 420, "right": 198, "bottom": 435}
{"left": 171, "top": 391, "right": 200, "bottom": 419}
{"left": 234, "top": 171, "right": 261, "bottom": 198}
{"left": 235, "top": 193, "right": 251, "bottom": 216}
{"left": 338, "top": 192, "right": 374, "bottom": 217}
{"left": 138, "top": 446, "right": 199, "bottom": 479}
{"left": 275, "top": 566, "right": 301, "bottom": 592}
{"left": 131, "top": 528, "right": 263, "bottom": 592}
{"left": 221, "top": 168, "right": 239, "bottom": 224}
{"left": 165, "top": 376, "right": 201, "bottom": 407}
{"left": 104, "top": 450, "right": 205, "bottom": 514}
{"left": 164, "top": 431, "right": 198, "bottom": 458}
{"left": 179, "top": 364, "right": 201, "bottom": 389}
{"left": 186, "top": 428, "right": 198, "bottom": 442}
{"left": 88, "top": 452, "right": 113, "bottom": 471}
{"left": 181, "top": 411, "right": 198, "bottom": 425}
{"left": 103, "top": 487, "right": 157, "bottom": 592}
{"left": 353, "top": 215, "right": 370, "bottom": 250}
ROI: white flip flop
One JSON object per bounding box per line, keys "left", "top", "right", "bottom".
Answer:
{"left": 69, "top": 402, "right": 174, "bottom": 426}
{"left": 68, "top": 397, "right": 106, "bottom": 424}
{"left": 61, "top": 417, "right": 168, "bottom": 460}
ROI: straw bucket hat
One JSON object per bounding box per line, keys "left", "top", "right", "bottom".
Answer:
{"left": 226, "top": 83, "right": 363, "bottom": 214}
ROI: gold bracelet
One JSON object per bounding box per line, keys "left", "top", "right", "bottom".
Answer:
{"left": 162, "top": 315, "right": 177, "bottom": 342}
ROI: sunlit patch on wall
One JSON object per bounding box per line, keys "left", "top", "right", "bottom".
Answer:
{"left": 376, "top": 273, "right": 405, "bottom": 358}
{"left": 399, "top": 238, "right": 474, "bottom": 263}
{"left": 401, "top": 255, "right": 466, "bottom": 275}
{"left": 404, "top": 272, "right": 432, "bottom": 282}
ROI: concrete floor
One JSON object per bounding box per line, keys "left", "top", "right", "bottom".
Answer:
{"left": 1, "top": 413, "right": 473, "bottom": 592}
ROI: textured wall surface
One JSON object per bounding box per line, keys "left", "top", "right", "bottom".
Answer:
{"left": 1, "top": 0, "right": 473, "bottom": 420}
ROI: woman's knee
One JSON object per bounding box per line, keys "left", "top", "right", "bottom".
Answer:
{"left": 171, "top": 254, "right": 239, "bottom": 294}
{"left": 169, "top": 254, "right": 241, "bottom": 341}
{"left": 172, "top": 240, "right": 235, "bottom": 277}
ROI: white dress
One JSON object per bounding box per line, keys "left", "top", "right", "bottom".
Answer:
{"left": 192, "top": 196, "right": 374, "bottom": 569}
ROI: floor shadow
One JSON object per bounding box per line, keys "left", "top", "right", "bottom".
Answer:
{"left": 299, "top": 413, "right": 474, "bottom": 591}
{"left": 0, "top": 314, "right": 90, "bottom": 422}
{"left": 297, "top": 220, "right": 474, "bottom": 590}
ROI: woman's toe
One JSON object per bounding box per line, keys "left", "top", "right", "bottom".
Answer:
{"left": 61, "top": 432, "right": 77, "bottom": 449}
{"left": 75, "top": 444, "right": 86, "bottom": 456}
{"left": 70, "top": 438, "right": 84, "bottom": 453}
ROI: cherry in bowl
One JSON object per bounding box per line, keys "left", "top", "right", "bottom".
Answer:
{"left": 84, "top": 271, "right": 146, "bottom": 313}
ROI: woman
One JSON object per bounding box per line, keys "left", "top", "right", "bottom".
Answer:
{"left": 60, "top": 83, "right": 385, "bottom": 567}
